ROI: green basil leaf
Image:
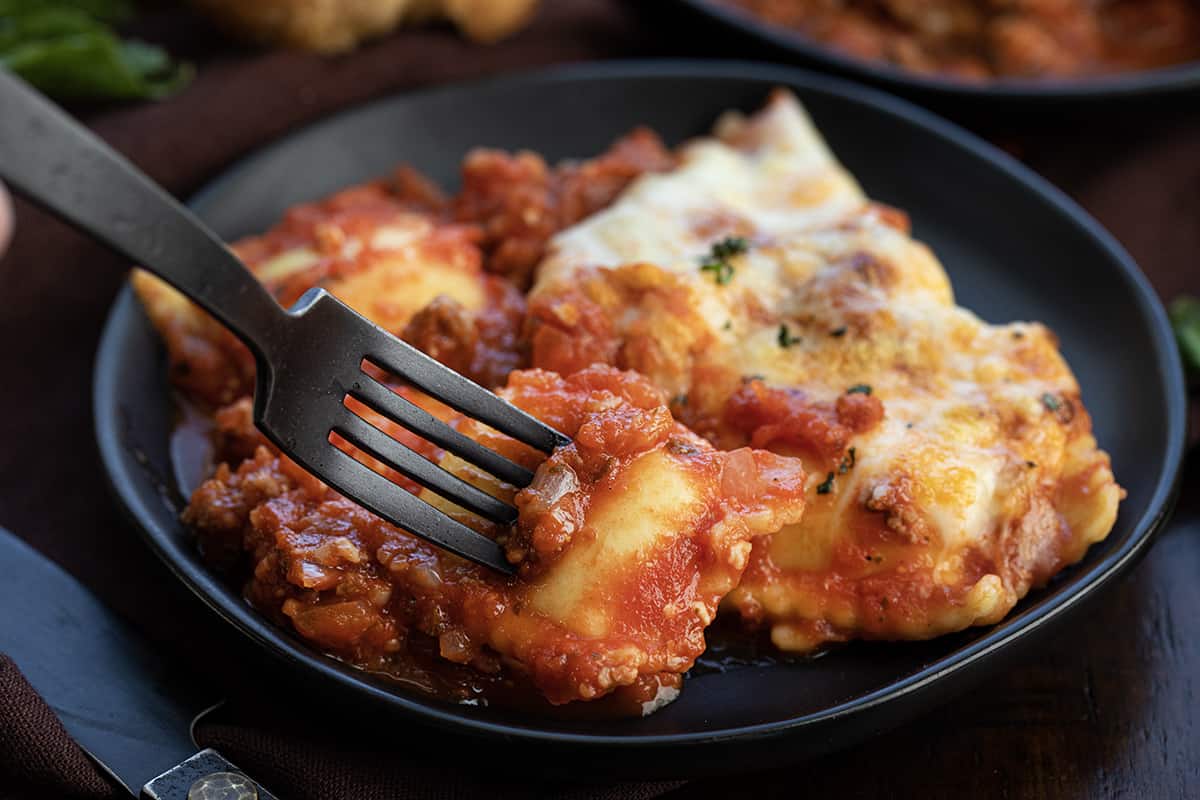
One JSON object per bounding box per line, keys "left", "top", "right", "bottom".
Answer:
{"left": 0, "top": 0, "right": 188, "bottom": 100}
{"left": 1, "top": 31, "right": 191, "bottom": 100}
{"left": 0, "top": 7, "right": 108, "bottom": 51}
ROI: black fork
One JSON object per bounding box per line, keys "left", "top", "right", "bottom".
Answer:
{"left": 0, "top": 70, "right": 569, "bottom": 573}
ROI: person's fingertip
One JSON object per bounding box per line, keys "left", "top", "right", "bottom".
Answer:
{"left": 0, "top": 184, "right": 12, "bottom": 257}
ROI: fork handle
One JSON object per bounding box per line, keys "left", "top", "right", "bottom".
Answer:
{"left": 0, "top": 70, "right": 284, "bottom": 360}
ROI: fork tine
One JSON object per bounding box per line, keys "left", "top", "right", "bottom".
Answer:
{"left": 363, "top": 338, "right": 572, "bottom": 454}
{"left": 333, "top": 406, "right": 518, "bottom": 526}
{"left": 349, "top": 373, "right": 536, "bottom": 488}
{"left": 321, "top": 443, "right": 514, "bottom": 573}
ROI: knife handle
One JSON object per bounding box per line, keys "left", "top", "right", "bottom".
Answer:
{"left": 141, "top": 749, "right": 280, "bottom": 800}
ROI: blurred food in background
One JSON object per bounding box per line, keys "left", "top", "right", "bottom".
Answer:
{"left": 0, "top": 0, "right": 191, "bottom": 100}
{"left": 719, "top": 0, "right": 1200, "bottom": 81}
{"left": 190, "top": 0, "right": 541, "bottom": 52}
{"left": 1, "top": 0, "right": 541, "bottom": 103}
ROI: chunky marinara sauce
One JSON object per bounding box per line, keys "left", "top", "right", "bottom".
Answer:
{"left": 149, "top": 125, "right": 814, "bottom": 714}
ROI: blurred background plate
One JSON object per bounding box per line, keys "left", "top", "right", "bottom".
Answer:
{"left": 672, "top": 0, "right": 1200, "bottom": 105}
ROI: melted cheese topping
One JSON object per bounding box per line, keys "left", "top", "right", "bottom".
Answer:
{"left": 538, "top": 93, "right": 865, "bottom": 314}
{"left": 529, "top": 90, "right": 1123, "bottom": 652}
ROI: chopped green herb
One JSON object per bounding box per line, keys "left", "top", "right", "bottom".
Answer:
{"left": 846, "top": 383, "right": 872, "bottom": 395}
{"left": 672, "top": 393, "right": 688, "bottom": 407}
{"left": 711, "top": 236, "right": 748, "bottom": 259}
{"left": 838, "top": 446, "right": 857, "bottom": 475}
{"left": 722, "top": 320, "right": 733, "bottom": 331}
{"left": 700, "top": 259, "right": 734, "bottom": 285}
{"left": 742, "top": 374, "right": 766, "bottom": 384}
{"left": 1041, "top": 392, "right": 1061, "bottom": 412}
{"left": 830, "top": 326, "right": 847, "bottom": 337}
{"left": 816, "top": 472, "right": 835, "bottom": 495}
{"left": 778, "top": 324, "right": 802, "bottom": 348}
{"left": 1170, "top": 295, "right": 1200, "bottom": 374}
{"left": 697, "top": 236, "right": 749, "bottom": 286}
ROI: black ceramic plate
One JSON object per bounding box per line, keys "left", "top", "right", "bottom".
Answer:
{"left": 673, "top": 1, "right": 1200, "bottom": 104}
{"left": 94, "top": 61, "right": 1186, "bottom": 777}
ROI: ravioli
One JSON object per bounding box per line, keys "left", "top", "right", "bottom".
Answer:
{"left": 527, "top": 90, "right": 1123, "bottom": 652}
{"left": 133, "top": 179, "right": 518, "bottom": 406}
{"left": 144, "top": 90, "right": 1121, "bottom": 713}
{"left": 185, "top": 367, "right": 807, "bottom": 705}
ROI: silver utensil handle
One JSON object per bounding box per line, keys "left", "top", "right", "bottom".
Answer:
{"left": 142, "top": 749, "right": 280, "bottom": 800}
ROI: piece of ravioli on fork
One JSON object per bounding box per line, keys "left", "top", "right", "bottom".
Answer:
{"left": 185, "top": 366, "right": 808, "bottom": 707}
{"left": 526, "top": 90, "right": 1123, "bottom": 653}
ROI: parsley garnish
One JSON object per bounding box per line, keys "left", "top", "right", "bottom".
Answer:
{"left": 700, "top": 259, "right": 734, "bottom": 285}
{"left": 711, "top": 236, "right": 749, "bottom": 259}
{"left": 847, "top": 383, "right": 872, "bottom": 395}
{"left": 778, "top": 324, "right": 802, "bottom": 348}
{"left": 722, "top": 320, "right": 733, "bottom": 331}
{"left": 816, "top": 472, "right": 835, "bottom": 494}
{"left": 838, "top": 447, "right": 857, "bottom": 474}
{"left": 698, "top": 236, "right": 748, "bottom": 285}
{"left": 1041, "top": 392, "right": 1061, "bottom": 412}
{"left": 830, "top": 326, "right": 847, "bottom": 337}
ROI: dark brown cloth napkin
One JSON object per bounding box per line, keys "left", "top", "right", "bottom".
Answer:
{"left": 0, "top": 656, "right": 114, "bottom": 800}
{"left": 0, "top": 650, "right": 686, "bottom": 800}
{"left": 1, "top": 1, "right": 1198, "bottom": 798}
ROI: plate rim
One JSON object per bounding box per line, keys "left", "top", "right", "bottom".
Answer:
{"left": 93, "top": 59, "right": 1189, "bottom": 749}
{"left": 673, "top": 0, "right": 1200, "bottom": 101}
